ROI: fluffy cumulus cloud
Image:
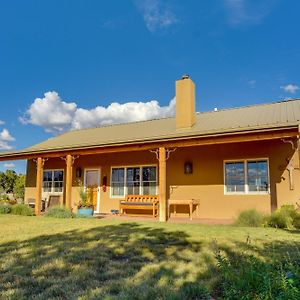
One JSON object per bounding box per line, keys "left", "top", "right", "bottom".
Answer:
{"left": 280, "top": 84, "right": 299, "bottom": 94}
{"left": 20, "top": 91, "right": 77, "bottom": 133}
{"left": 134, "top": 0, "right": 177, "bottom": 32}
{"left": 21, "top": 91, "right": 176, "bottom": 134}
{"left": 0, "top": 129, "right": 15, "bottom": 150}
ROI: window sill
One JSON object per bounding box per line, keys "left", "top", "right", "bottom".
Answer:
{"left": 110, "top": 196, "right": 125, "bottom": 199}
{"left": 224, "top": 192, "right": 270, "bottom": 196}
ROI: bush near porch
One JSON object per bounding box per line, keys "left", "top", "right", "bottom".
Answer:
{"left": 234, "top": 205, "right": 300, "bottom": 229}
{"left": 0, "top": 215, "right": 299, "bottom": 299}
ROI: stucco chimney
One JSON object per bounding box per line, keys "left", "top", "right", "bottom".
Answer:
{"left": 175, "top": 74, "right": 196, "bottom": 129}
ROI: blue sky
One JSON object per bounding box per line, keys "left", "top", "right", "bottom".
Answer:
{"left": 0, "top": 0, "right": 299, "bottom": 173}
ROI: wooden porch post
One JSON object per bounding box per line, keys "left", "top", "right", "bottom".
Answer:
{"left": 35, "top": 157, "right": 43, "bottom": 216}
{"left": 159, "top": 147, "right": 167, "bottom": 222}
{"left": 65, "top": 154, "right": 73, "bottom": 209}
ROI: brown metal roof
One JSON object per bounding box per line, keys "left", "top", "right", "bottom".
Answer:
{"left": 1, "top": 99, "right": 300, "bottom": 158}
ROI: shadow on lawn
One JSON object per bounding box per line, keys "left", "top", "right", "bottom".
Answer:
{"left": 0, "top": 222, "right": 212, "bottom": 299}
{"left": 0, "top": 222, "right": 299, "bottom": 299}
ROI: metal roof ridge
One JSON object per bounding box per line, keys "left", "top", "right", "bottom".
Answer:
{"left": 198, "top": 98, "right": 300, "bottom": 115}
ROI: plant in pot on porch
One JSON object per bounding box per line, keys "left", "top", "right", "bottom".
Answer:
{"left": 77, "top": 182, "right": 94, "bottom": 216}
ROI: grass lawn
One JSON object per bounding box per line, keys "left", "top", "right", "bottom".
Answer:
{"left": 0, "top": 215, "right": 299, "bottom": 299}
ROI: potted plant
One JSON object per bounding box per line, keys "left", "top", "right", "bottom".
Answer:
{"left": 77, "top": 181, "right": 94, "bottom": 216}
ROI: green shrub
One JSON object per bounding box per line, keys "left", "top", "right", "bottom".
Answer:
{"left": 215, "top": 250, "right": 300, "bottom": 299}
{"left": 293, "top": 213, "right": 300, "bottom": 229}
{"left": 267, "top": 205, "right": 300, "bottom": 229}
{"left": 234, "top": 209, "right": 264, "bottom": 227}
{"left": 11, "top": 204, "right": 33, "bottom": 216}
{"left": 0, "top": 203, "right": 12, "bottom": 214}
{"left": 45, "top": 206, "right": 73, "bottom": 218}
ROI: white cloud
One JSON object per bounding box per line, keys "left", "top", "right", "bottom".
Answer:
{"left": 0, "top": 129, "right": 15, "bottom": 150}
{"left": 135, "top": 0, "right": 177, "bottom": 32}
{"left": 4, "top": 163, "right": 15, "bottom": 168}
{"left": 280, "top": 84, "right": 299, "bottom": 94}
{"left": 0, "top": 120, "right": 5, "bottom": 125}
{"left": 223, "top": 0, "right": 274, "bottom": 26}
{"left": 0, "top": 129, "right": 15, "bottom": 142}
{"left": 20, "top": 91, "right": 77, "bottom": 133}
{"left": 0, "top": 141, "right": 13, "bottom": 151}
{"left": 0, "top": 128, "right": 15, "bottom": 150}
{"left": 21, "top": 91, "right": 176, "bottom": 134}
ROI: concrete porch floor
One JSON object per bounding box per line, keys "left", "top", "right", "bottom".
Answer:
{"left": 93, "top": 213, "right": 234, "bottom": 225}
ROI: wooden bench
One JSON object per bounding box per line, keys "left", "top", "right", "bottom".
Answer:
{"left": 120, "top": 195, "right": 159, "bottom": 217}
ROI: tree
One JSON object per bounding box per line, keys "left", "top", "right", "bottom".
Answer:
{"left": 0, "top": 172, "right": 6, "bottom": 194}
{"left": 13, "top": 174, "right": 26, "bottom": 200}
{"left": 3, "top": 170, "right": 17, "bottom": 193}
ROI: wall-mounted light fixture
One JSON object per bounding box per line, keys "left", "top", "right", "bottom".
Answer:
{"left": 76, "top": 167, "right": 82, "bottom": 178}
{"left": 184, "top": 161, "right": 193, "bottom": 174}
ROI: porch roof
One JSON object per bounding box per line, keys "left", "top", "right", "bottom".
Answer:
{"left": 1, "top": 99, "right": 300, "bottom": 160}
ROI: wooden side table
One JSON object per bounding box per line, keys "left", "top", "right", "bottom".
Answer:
{"left": 168, "top": 199, "right": 200, "bottom": 220}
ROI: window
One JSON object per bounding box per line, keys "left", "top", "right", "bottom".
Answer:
{"left": 126, "top": 167, "right": 140, "bottom": 195}
{"left": 111, "top": 166, "right": 157, "bottom": 197}
{"left": 247, "top": 160, "right": 269, "bottom": 192}
{"left": 142, "top": 166, "right": 157, "bottom": 195}
{"left": 224, "top": 159, "right": 269, "bottom": 194}
{"left": 111, "top": 168, "right": 125, "bottom": 197}
{"left": 225, "top": 161, "right": 245, "bottom": 193}
{"left": 43, "top": 170, "right": 64, "bottom": 193}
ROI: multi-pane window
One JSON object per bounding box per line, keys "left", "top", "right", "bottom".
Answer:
{"left": 111, "top": 168, "right": 125, "bottom": 197}
{"left": 225, "top": 162, "right": 245, "bottom": 192}
{"left": 247, "top": 161, "right": 269, "bottom": 192}
{"left": 43, "top": 170, "right": 64, "bottom": 193}
{"left": 142, "top": 166, "right": 157, "bottom": 195}
{"left": 111, "top": 166, "right": 157, "bottom": 197}
{"left": 126, "top": 167, "right": 140, "bottom": 195}
{"left": 224, "top": 160, "right": 269, "bottom": 194}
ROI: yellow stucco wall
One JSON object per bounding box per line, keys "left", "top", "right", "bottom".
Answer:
{"left": 25, "top": 139, "right": 300, "bottom": 219}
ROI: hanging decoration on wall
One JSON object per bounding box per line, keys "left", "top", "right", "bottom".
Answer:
{"left": 279, "top": 157, "right": 300, "bottom": 190}
{"left": 280, "top": 138, "right": 300, "bottom": 190}
{"left": 184, "top": 161, "right": 193, "bottom": 174}
{"left": 76, "top": 167, "right": 82, "bottom": 178}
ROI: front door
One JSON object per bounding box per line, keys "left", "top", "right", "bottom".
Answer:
{"left": 84, "top": 169, "right": 101, "bottom": 213}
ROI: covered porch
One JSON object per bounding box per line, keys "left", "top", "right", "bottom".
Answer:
{"left": 0, "top": 125, "right": 298, "bottom": 222}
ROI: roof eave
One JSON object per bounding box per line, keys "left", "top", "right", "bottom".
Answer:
{"left": 0, "top": 124, "right": 298, "bottom": 161}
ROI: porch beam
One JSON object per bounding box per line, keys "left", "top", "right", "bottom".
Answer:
{"left": 35, "top": 157, "right": 43, "bottom": 216}
{"left": 65, "top": 154, "right": 73, "bottom": 209}
{"left": 159, "top": 147, "right": 167, "bottom": 222}
{"left": 0, "top": 127, "right": 297, "bottom": 161}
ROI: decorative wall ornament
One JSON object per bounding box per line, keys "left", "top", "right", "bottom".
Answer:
{"left": 280, "top": 138, "right": 300, "bottom": 190}
{"left": 32, "top": 157, "right": 48, "bottom": 169}
{"left": 279, "top": 157, "right": 300, "bottom": 190}
{"left": 184, "top": 161, "right": 193, "bottom": 174}
{"left": 60, "top": 155, "right": 79, "bottom": 165}
{"left": 149, "top": 148, "right": 177, "bottom": 160}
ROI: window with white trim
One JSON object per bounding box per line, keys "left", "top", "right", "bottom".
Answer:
{"left": 111, "top": 168, "right": 125, "bottom": 197}
{"left": 224, "top": 160, "right": 269, "bottom": 194}
{"left": 111, "top": 166, "right": 157, "bottom": 197}
{"left": 43, "top": 170, "right": 64, "bottom": 193}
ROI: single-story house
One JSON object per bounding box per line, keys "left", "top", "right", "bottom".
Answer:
{"left": 0, "top": 75, "right": 299, "bottom": 221}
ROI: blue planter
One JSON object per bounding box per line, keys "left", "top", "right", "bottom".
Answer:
{"left": 77, "top": 207, "right": 94, "bottom": 216}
